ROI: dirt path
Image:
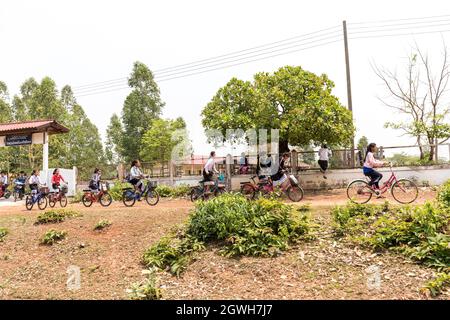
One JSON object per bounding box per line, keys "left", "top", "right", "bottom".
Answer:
{"left": 0, "top": 189, "right": 445, "bottom": 300}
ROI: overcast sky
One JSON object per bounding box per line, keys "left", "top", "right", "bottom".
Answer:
{"left": 1, "top": 0, "right": 450, "bottom": 157}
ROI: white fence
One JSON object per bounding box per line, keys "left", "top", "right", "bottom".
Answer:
{"left": 41, "top": 167, "right": 77, "bottom": 196}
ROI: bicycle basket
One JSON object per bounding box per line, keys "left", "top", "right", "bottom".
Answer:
{"left": 101, "top": 183, "right": 109, "bottom": 192}
{"left": 148, "top": 180, "right": 157, "bottom": 188}
{"left": 40, "top": 187, "right": 50, "bottom": 195}
{"left": 61, "top": 185, "right": 68, "bottom": 194}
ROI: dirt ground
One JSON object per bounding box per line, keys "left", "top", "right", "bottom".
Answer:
{"left": 0, "top": 188, "right": 447, "bottom": 300}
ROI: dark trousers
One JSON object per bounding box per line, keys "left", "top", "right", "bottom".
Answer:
{"left": 202, "top": 169, "right": 213, "bottom": 182}
{"left": 318, "top": 160, "right": 328, "bottom": 172}
{"left": 364, "top": 169, "right": 383, "bottom": 189}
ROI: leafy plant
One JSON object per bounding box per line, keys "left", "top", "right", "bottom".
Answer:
{"left": 35, "top": 209, "right": 81, "bottom": 225}
{"left": 422, "top": 272, "right": 450, "bottom": 297}
{"left": 41, "top": 229, "right": 67, "bottom": 245}
{"left": 127, "top": 269, "right": 162, "bottom": 300}
{"left": 0, "top": 227, "right": 8, "bottom": 242}
{"left": 156, "top": 184, "right": 191, "bottom": 198}
{"left": 108, "top": 180, "right": 133, "bottom": 201}
{"left": 437, "top": 179, "right": 450, "bottom": 208}
{"left": 94, "top": 219, "right": 112, "bottom": 231}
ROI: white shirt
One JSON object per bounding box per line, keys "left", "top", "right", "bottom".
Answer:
{"left": 130, "top": 166, "right": 143, "bottom": 178}
{"left": 363, "top": 152, "right": 384, "bottom": 169}
{"left": 204, "top": 157, "right": 217, "bottom": 174}
{"left": 0, "top": 175, "right": 7, "bottom": 184}
{"left": 29, "top": 175, "right": 43, "bottom": 185}
{"left": 318, "top": 148, "right": 332, "bottom": 161}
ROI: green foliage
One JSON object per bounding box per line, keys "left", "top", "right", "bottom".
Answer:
{"left": 71, "top": 190, "right": 84, "bottom": 203}
{"left": 105, "top": 113, "right": 124, "bottom": 165}
{"left": 127, "top": 269, "right": 162, "bottom": 300}
{"left": 0, "top": 227, "right": 8, "bottom": 242}
{"left": 36, "top": 209, "right": 81, "bottom": 224}
{"left": 437, "top": 180, "right": 450, "bottom": 208}
{"left": 423, "top": 272, "right": 450, "bottom": 297}
{"left": 94, "top": 220, "right": 112, "bottom": 231}
{"left": 155, "top": 184, "right": 191, "bottom": 198}
{"left": 332, "top": 194, "right": 450, "bottom": 295}
{"left": 108, "top": 180, "right": 133, "bottom": 201}
{"left": 40, "top": 229, "right": 67, "bottom": 245}
{"left": 201, "top": 66, "right": 355, "bottom": 152}
{"left": 142, "top": 233, "right": 205, "bottom": 276}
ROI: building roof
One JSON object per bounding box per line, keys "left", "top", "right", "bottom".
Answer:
{"left": 0, "top": 119, "right": 69, "bottom": 135}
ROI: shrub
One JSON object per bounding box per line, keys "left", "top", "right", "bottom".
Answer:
{"left": 71, "top": 190, "right": 84, "bottom": 204}
{"left": 437, "top": 179, "right": 450, "bottom": 208}
{"left": 94, "top": 220, "right": 112, "bottom": 231}
{"left": 41, "top": 229, "right": 67, "bottom": 245}
{"left": 0, "top": 228, "right": 8, "bottom": 242}
{"left": 127, "top": 269, "right": 162, "bottom": 300}
{"left": 35, "top": 209, "right": 81, "bottom": 225}
{"left": 156, "top": 184, "right": 191, "bottom": 198}
{"left": 108, "top": 180, "right": 133, "bottom": 201}
{"left": 422, "top": 272, "right": 450, "bottom": 297}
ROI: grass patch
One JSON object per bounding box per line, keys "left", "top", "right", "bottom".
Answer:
{"left": 0, "top": 227, "right": 8, "bottom": 242}
{"left": 40, "top": 229, "right": 67, "bottom": 245}
{"left": 35, "top": 209, "right": 81, "bottom": 225}
{"left": 127, "top": 269, "right": 162, "bottom": 300}
{"left": 94, "top": 219, "right": 112, "bottom": 231}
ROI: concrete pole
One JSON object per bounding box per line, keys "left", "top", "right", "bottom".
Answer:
{"left": 226, "top": 154, "right": 232, "bottom": 191}
{"left": 42, "top": 132, "right": 49, "bottom": 185}
{"left": 343, "top": 20, "right": 355, "bottom": 168}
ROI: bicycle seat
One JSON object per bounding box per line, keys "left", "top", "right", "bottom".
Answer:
{"left": 122, "top": 187, "right": 133, "bottom": 191}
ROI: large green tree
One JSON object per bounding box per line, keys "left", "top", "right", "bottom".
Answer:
{"left": 140, "top": 117, "right": 191, "bottom": 165}
{"left": 121, "top": 61, "right": 164, "bottom": 162}
{"left": 202, "top": 66, "right": 355, "bottom": 153}
{"left": 105, "top": 113, "right": 124, "bottom": 165}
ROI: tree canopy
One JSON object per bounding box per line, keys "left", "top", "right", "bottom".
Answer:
{"left": 201, "top": 66, "right": 355, "bottom": 153}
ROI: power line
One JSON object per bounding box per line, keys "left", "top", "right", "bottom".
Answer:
{"left": 74, "top": 33, "right": 343, "bottom": 94}
{"left": 348, "top": 17, "right": 450, "bottom": 29}
{"left": 349, "top": 28, "right": 450, "bottom": 40}
{"left": 349, "top": 13, "right": 450, "bottom": 25}
{"left": 348, "top": 21, "right": 450, "bottom": 35}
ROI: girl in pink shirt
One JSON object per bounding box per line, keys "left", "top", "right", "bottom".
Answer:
{"left": 363, "top": 143, "right": 387, "bottom": 193}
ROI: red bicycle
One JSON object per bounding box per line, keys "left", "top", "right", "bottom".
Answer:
{"left": 82, "top": 182, "right": 113, "bottom": 207}
{"left": 48, "top": 185, "right": 68, "bottom": 208}
{"left": 346, "top": 163, "right": 418, "bottom": 204}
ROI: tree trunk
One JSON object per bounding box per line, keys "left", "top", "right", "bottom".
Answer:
{"left": 417, "top": 137, "right": 424, "bottom": 160}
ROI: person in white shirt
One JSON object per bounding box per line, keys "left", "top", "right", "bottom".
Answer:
{"left": 28, "top": 170, "right": 45, "bottom": 193}
{"left": 203, "top": 151, "right": 218, "bottom": 182}
{"left": 318, "top": 144, "right": 332, "bottom": 179}
{"left": 129, "top": 160, "right": 145, "bottom": 193}
{"left": 0, "top": 171, "right": 8, "bottom": 193}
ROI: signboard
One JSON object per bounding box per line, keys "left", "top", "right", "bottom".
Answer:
{"left": 5, "top": 134, "right": 33, "bottom": 146}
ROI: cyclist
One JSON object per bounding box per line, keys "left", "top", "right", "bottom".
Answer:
{"left": 202, "top": 151, "right": 218, "bottom": 193}
{"left": 51, "top": 168, "right": 66, "bottom": 192}
{"left": 0, "top": 171, "right": 8, "bottom": 194}
{"left": 89, "top": 168, "right": 101, "bottom": 192}
{"left": 29, "top": 170, "right": 45, "bottom": 193}
{"left": 363, "top": 143, "right": 387, "bottom": 196}
{"left": 270, "top": 152, "right": 290, "bottom": 187}
{"left": 13, "top": 171, "right": 27, "bottom": 195}
{"left": 129, "top": 160, "right": 145, "bottom": 194}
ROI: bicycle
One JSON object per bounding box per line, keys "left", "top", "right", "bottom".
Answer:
{"left": 48, "top": 184, "right": 68, "bottom": 208}
{"left": 346, "top": 162, "right": 419, "bottom": 204}
{"left": 190, "top": 179, "right": 226, "bottom": 202}
{"left": 13, "top": 182, "right": 25, "bottom": 201}
{"left": 240, "top": 171, "right": 304, "bottom": 202}
{"left": 122, "top": 178, "right": 160, "bottom": 207}
{"left": 82, "top": 182, "right": 113, "bottom": 207}
{"left": 25, "top": 187, "right": 49, "bottom": 210}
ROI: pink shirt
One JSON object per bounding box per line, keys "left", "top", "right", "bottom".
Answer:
{"left": 363, "top": 152, "right": 383, "bottom": 168}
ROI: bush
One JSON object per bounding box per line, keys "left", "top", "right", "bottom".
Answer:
{"left": 41, "top": 229, "right": 67, "bottom": 245}
{"left": 0, "top": 227, "right": 8, "bottom": 242}
{"left": 156, "top": 184, "right": 191, "bottom": 198}
{"left": 108, "top": 180, "right": 133, "bottom": 201}
{"left": 71, "top": 190, "right": 84, "bottom": 204}
{"left": 143, "top": 194, "right": 311, "bottom": 276}
{"left": 127, "top": 269, "right": 162, "bottom": 300}
{"left": 422, "top": 272, "right": 450, "bottom": 297}
{"left": 94, "top": 219, "right": 112, "bottom": 231}
{"left": 35, "top": 209, "right": 81, "bottom": 225}
{"left": 437, "top": 179, "right": 450, "bottom": 208}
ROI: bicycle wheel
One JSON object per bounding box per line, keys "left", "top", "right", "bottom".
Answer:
{"left": 391, "top": 179, "right": 418, "bottom": 204}
{"left": 347, "top": 180, "right": 373, "bottom": 204}
{"left": 190, "top": 187, "right": 203, "bottom": 202}
{"left": 38, "top": 196, "right": 47, "bottom": 210}
{"left": 99, "top": 193, "right": 113, "bottom": 207}
{"left": 240, "top": 183, "right": 256, "bottom": 200}
{"left": 145, "top": 190, "right": 160, "bottom": 206}
{"left": 122, "top": 190, "right": 136, "bottom": 207}
{"left": 286, "top": 185, "right": 304, "bottom": 202}
{"left": 60, "top": 195, "right": 68, "bottom": 208}
{"left": 25, "top": 195, "right": 34, "bottom": 210}
{"left": 82, "top": 194, "right": 93, "bottom": 207}
{"left": 48, "top": 194, "right": 56, "bottom": 208}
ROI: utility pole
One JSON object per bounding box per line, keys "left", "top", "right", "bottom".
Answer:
{"left": 343, "top": 20, "right": 355, "bottom": 168}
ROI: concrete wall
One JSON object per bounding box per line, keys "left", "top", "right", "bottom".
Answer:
{"left": 41, "top": 167, "right": 77, "bottom": 196}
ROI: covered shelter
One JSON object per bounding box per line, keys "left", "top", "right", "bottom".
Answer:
{"left": 0, "top": 119, "right": 69, "bottom": 178}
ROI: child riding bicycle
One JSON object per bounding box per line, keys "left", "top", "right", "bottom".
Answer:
{"left": 51, "top": 168, "right": 67, "bottom": 193}
{"left": 129, "top": 160, "right": 145, "bottom": 194}
{"left": 363, "top": 143, "right": 388, "bottom": 196}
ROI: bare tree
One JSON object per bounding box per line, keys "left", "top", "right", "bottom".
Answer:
{"left": 373, "top": 42, "right": 450, "bottom": 161}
